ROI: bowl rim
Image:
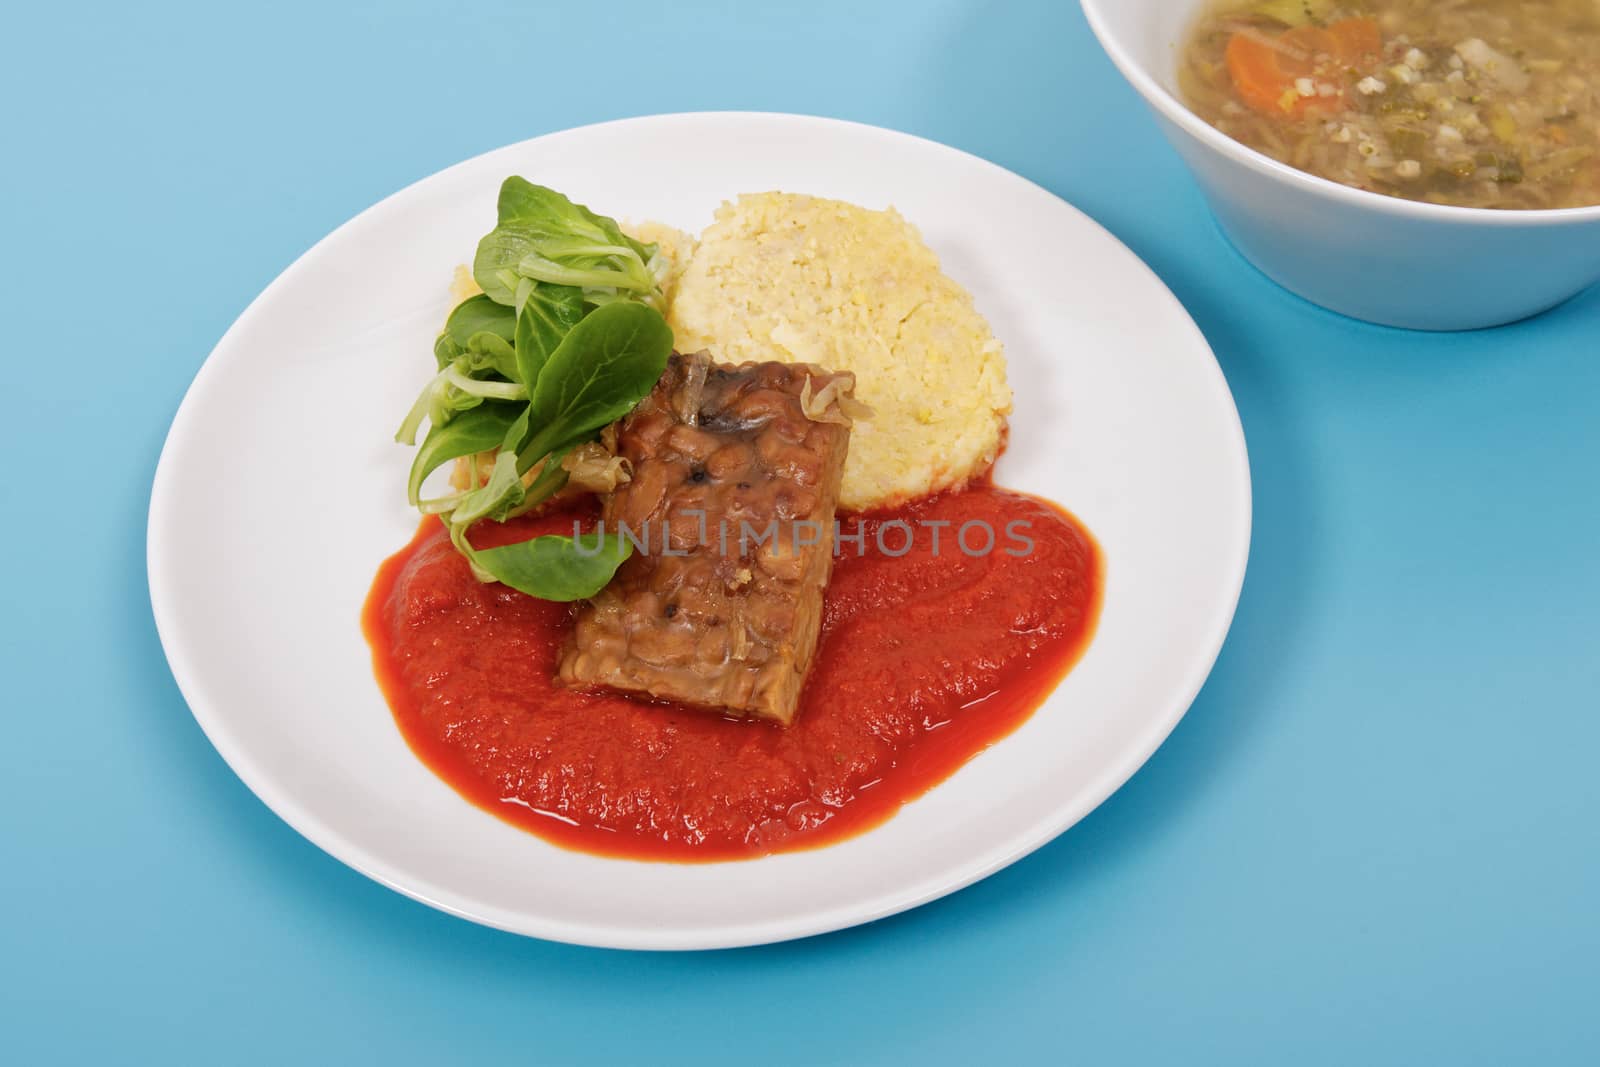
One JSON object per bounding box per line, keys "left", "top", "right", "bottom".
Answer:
{"left": 1079, "top": 0, "right": 1600, "bottom": 228}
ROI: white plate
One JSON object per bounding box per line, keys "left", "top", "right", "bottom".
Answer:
{"left": 148, "top": 113, "right": 1250, "bottom": 950}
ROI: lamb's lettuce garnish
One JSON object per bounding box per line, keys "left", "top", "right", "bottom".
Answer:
{"left": 395, "top": 177, "right": 672, "bottom": 601}
{"left": 470, "top": 530, "right": 635, "bottom": 603}
{"left": 515, "top": 284, "right": 584, "bottom": 388}
{"left": 406, "top": 401, "right": 521, "bottom": 508}
{"left": 396, "top": 333, "right": 525, "bottom": 448}
{"left": 474, "top": 180, "right": 663, "bottom": 307}
{"left": 517, "top": 300, "right": 674, "bottom": 465}
{"left": 434, "top": 294, "right": 516, "bottom": 367}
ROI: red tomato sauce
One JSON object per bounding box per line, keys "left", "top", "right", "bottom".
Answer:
{"left": 363, "top": 484, "right": 1101, "bottom": 861}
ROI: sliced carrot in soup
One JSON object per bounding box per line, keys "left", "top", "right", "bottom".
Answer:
{"left": 1226, "top": 31, "right": 1299, "bottom": 115}
{"left": 1328, "top": 18, "right": 1381, "bottom": 64}
{"left": 1277, "top": 25, "right": 1337, "bottom": 65}
{"left": 1226, "top": 18, "right": 1382, "bottom": 118}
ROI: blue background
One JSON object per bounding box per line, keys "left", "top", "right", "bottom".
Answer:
{"left": 4, "top": 1, "right": 1597, "bottom": 1063}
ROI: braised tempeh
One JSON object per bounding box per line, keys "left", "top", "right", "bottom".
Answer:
{"left": 556, "top": 352, "right": 857, "bottom": 724}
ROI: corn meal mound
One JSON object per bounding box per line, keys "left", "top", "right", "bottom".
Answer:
{"left": 666, "top": 193, "right": 1012, "bottom": 512}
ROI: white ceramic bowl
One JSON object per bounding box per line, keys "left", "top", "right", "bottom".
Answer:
{"left": 1081, "top": 0, "right": 1600, "bottom": 330}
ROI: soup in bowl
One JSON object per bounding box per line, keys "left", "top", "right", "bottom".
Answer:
{"left": 1081, "top": 0, "right": 1600, "bottom": 329}
{"left": 1181, "top": 1, "right": 1600, "bottom": 211}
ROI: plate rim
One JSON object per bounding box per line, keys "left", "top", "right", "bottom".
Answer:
{"left": 147, "top": 110, "right": 1252, "bottom": 950}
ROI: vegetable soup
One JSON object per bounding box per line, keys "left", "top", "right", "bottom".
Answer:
{"left": 1179, "top": 1, "right": 1600, "bottom": 209}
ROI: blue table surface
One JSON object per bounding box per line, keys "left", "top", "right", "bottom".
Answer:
{"left": 5, "top": 1, "right": 1597, "bottom": 1063}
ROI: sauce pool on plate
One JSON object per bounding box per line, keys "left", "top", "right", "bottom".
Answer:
{"left": 363, "top": 484, "right": 1101, "bottom": 861}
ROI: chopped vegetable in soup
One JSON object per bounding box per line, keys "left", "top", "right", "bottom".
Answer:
{"left": 1179, "top": 1, "right": 1600, "bottom": 209}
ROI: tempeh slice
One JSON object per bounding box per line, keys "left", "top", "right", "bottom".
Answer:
{"left": 556, "top": 351, "right": 857, "bottom": 725}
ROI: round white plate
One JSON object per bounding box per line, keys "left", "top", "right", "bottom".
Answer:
{"left": 149, "top": 113, "right": 1250, "bottom": 950}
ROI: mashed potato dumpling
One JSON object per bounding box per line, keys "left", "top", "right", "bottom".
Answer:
{"left": 666, "top": 193, "right": 1012, "bottom": 512}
